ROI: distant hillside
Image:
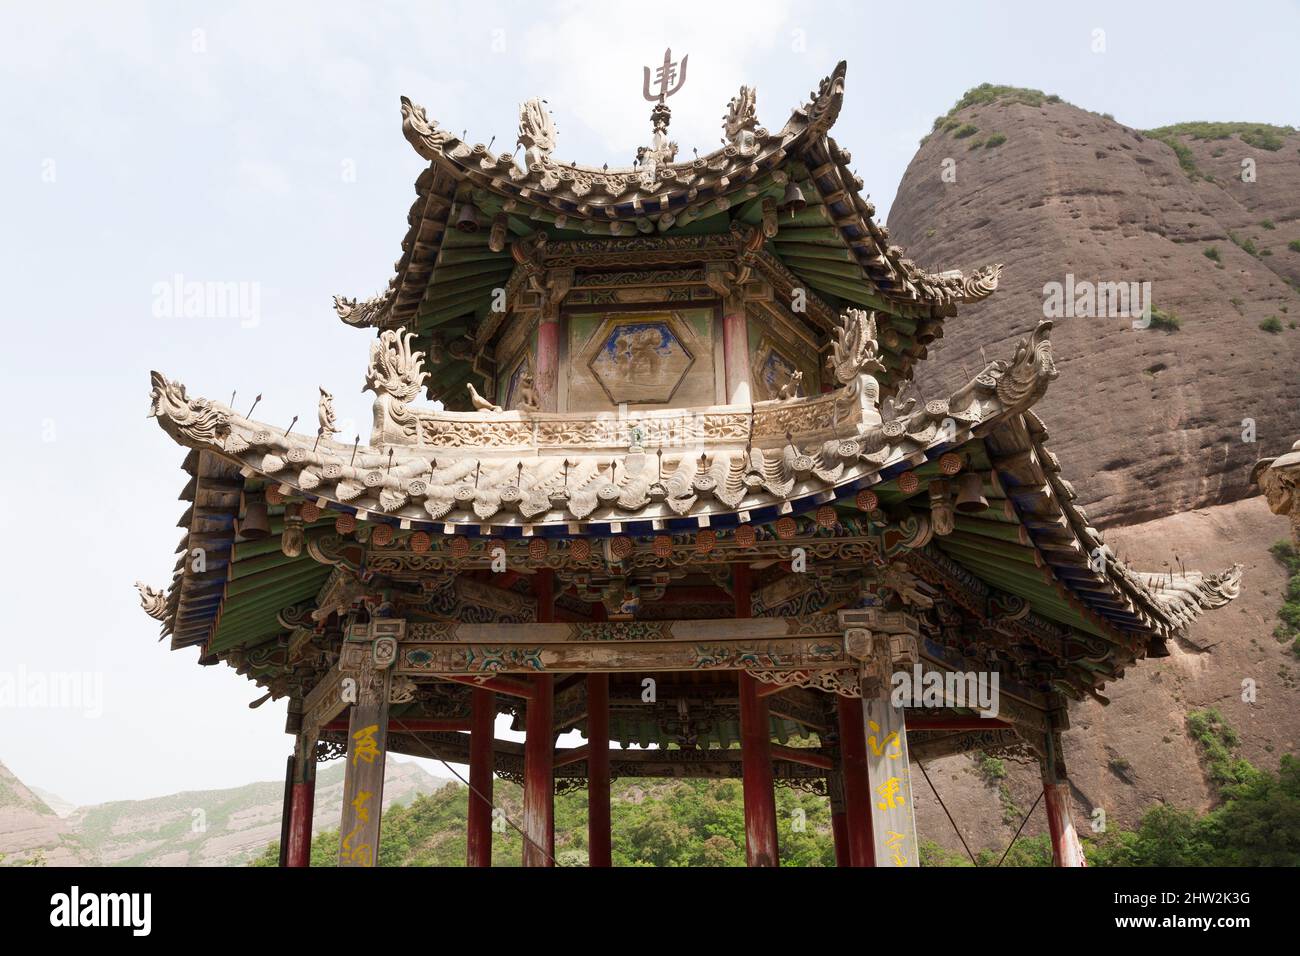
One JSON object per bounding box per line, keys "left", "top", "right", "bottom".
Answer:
{"left": 892, "top": 84, "right": 1300, "bottom": 527}
{"left": 0, "top": 761, "right": 94, "bottom": 865}
{"left": 0, "top": 758, "right": 449, "bottom": 867}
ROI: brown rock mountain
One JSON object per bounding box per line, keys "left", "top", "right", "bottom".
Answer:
{"left": 889, "top": 87, "right": 1300, "bottom": 527}
{"left": 890, "top": 88, "right": 1300, "bottom": 856}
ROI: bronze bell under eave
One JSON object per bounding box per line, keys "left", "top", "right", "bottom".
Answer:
{"left": 237, "top": 491, "right": 270, "bottom": 539}
{"left": 954, "top": 471, "right": 989, "bottom": 514}
{"left": 778, "top": 181, "right": 806, "bottom": 216}
{"left": 455, "top": 201, "right": 481, "bottom": 233}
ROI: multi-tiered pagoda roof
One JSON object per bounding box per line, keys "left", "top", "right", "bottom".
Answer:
{"left": 139, "top": 60, "right": 1239, "bottom": 766}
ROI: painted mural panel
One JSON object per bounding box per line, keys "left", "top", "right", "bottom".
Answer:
{"left": 567, "top": 309, "right": 716, "bottom": 412}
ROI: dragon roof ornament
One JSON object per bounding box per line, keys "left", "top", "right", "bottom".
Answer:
{"left": 517, "top": 97, "right": 557, "bottom": 167}
{"left": 334, "top": 292, "right": 392, "bottom": 328}
{"left": 722, "top": 85, "right": 762, "bottom": 152}
{"left": 1125, "top": 564, "right": 1244, "bottom": 630}
{"left": 135, "top": 581, "right": 168, "bottom": 621}
{"left": 831, "top": 307, "right": 887, "bottom": 429}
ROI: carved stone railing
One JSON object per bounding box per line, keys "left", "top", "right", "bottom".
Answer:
{"left": 379, "top": 389, "right": 863, "bottom": 453}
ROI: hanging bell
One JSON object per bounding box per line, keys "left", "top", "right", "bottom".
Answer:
{"left": 455, "top": 201, "right": 481, "bottom": 233}
{"left": 954, "top": 471, "right": 989, "bottom": 514}
{"left": 238, "top": 491, "right": 270, "bottom": 539}
{"left": 778, "top": 181, "right": 806, "bottom": 216}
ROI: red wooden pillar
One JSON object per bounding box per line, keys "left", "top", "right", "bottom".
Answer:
{"left": 523, "top": 674, "right": 555, "bottom": 867}
{"left": 827, "top": 768, "right": 850, "bottom": 867}
{"left": 285, "top": 731, "right": 315, "bottom": 867}
{"left": 836, "top": 695, "right": 875, "bottom": 867}
{"left": 733, "top": 563, "right": 778, "bottom": 866}
{"left": 587, "top": 673, "right": 611, "bottom": 867}
{"left": 523, "top": 568, "right": 556, "bottom": 867}
{"left": 467, "top": 688, "right": 495, "bottom": 867}
{"left": 721, "top": 294, "right": 752, "bottom": 405}
{"left": 536, "top": 315, "right": 560, "bottom": 411}
{"left": 1041, "top": 734, "right": 1086, "bottom": 867}
{"left": 738, "top": 673, "right": 779, "bottom": 866}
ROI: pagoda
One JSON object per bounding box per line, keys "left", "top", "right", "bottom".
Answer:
{"left": 138, "top": 59, "right": 1242, "bottom": 868}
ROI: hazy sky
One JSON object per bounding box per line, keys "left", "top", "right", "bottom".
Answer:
{"left": 2, "top": 1, "right": 1296, "bottom": 807}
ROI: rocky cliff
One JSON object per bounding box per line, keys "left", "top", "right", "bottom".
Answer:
{"left": 889, "top": 86, "right": 1300, "bottom": 527}
{"left": 890, "top": 87, "right": 1300, "bottom": 854}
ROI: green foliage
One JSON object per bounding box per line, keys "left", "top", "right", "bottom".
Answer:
{"left": 952, "top": 84, "right": 1063, "bottom": 113}
{"left": 1148, "top": 306, "right": 1181, "bottom": 331}
{"left": 1260, "top": 316, "right": 1284, "bottom": 333}
{"left": 953, "top": 124, "right": 979, "bottom": 139}
{"left": 1144, "top": 121, "right": 1294, "bottom": 152}
{"left": 1261, "top": 219, "right": 1276, "bottom": 230}
{"left": 1203, "top": 246, "right": 1220, "bottom": 262}
{"left": 253, "top": 775, "right": 836, "bottom": 868}
{"left": 1271, "top": 542, "right": 1300, "bottom": 646}
{"left": 918, "top": 835, "right": 1052, "bottom": 867}
{"left": 923, "top": 85, "right": 1067, "bottom": 145}
{"left": 1144, "top": 130, "right": 1200, "bottom": 176}
{"left": 1289, "top": 240, "right": 1300, "bottom": 253}
{"left": 1230, "top": 232, "right": 1260, "bottom": 257}
{"left": 984, "top": 133, "right": 1007, "bottom": 148}
{"left": 1185, "top": 709, "right": 1259, "bottom": 793}
{"left": 976, "top": 753, "right": 1006, "bottom": 783}
{"left": 1086, "top": 805, "right": 1213, "bottom": 866}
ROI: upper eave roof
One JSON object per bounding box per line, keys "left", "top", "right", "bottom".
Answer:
{"left": 333, "top": 61, "right": 1002, "bottom": 338}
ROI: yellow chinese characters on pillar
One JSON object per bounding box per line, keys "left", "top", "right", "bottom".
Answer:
{"left": 340, "top": 789, "right": 375, "bottom": 867}
{"left": 884, "top": 829, "right": 909, "bottom": 867}
{"left": 875, "top": 776, "right": 905, "bottom": 811}
{"left": 866, "top": 719, "right": 902, "bottom": 759}
{"left": 351, "top": 724, "right": 382, "bottom": 767}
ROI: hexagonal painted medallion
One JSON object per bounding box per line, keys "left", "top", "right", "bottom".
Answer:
{"left": 584, "top": 314, "right": 696, "bottom": 405}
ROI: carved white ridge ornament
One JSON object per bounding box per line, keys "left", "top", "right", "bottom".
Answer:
{"left": 365, "top": 328, "right": 430, "bottom": 444}
{"left": 831, "top": 307, "right": 886, "bottom": 429}
{"left": 722, "top": 85, "right": 761, "bottom": 153}
{"left": 135, "top": 581, "right": 168, "bottom": 621}
{"left": 318, "top": 386, "right": 339, "bottom": 439}
{"left": 148, "top": 371, "right": 229, "bottom": 443}
{"left": 517, "top": 97, "right": 558, "bottom": 168}
{"left": 333, "top": 292, "right": 391, "bottom": 328}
